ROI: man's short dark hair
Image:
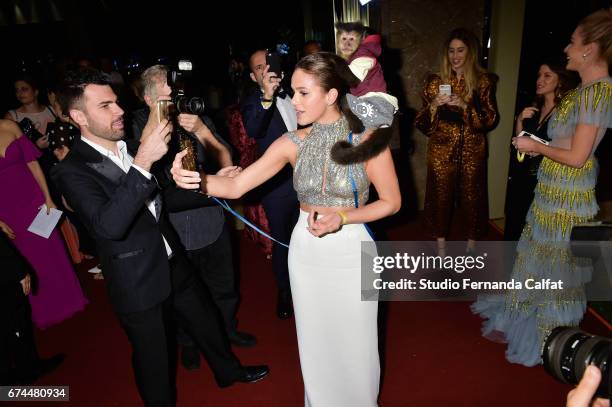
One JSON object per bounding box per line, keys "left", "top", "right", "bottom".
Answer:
{"left": 58, "top": 68, "right": 110, "bottom": 114}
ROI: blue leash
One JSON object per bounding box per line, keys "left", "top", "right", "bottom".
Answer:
{"left": 212, "top": 197, "right": 289, "bottom": 248}
{"left": 347, "top": 132, "right": 375, "bottom": 240}
{"left": 212, "top": 131, "right": 373, "bottom": 246}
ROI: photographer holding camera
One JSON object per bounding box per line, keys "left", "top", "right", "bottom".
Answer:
{"left": 133, "top": 65, "right": 257, "bottom": 368}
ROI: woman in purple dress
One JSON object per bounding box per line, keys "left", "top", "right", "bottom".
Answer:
{"left": 0, "top": 119, "right": 87, "bottom": 329}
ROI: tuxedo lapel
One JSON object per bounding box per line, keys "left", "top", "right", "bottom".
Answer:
{"left": 86, "top": 158, "right": 126, "bottom": 185}
{"left": 73, "top": 139, "right": 125, "bottom": 185}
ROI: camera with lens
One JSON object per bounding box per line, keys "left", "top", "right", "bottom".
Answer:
{"left": 161, "top": 60, "right": 205, "bottom": 178}
{"left": 543, "top": 326, "right": 611, "bottom": 399}
{"left": 167, "top": 59, "right": 205, "bottom": 116}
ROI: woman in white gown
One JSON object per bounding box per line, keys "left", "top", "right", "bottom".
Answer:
{"left": 171, "top": 52, "right": 401, "bottom": 406}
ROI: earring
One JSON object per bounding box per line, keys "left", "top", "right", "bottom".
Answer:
{"left": 582, "top": 53, "right": 588, "bottom": 60}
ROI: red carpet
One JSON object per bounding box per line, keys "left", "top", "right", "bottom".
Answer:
{"left": 23, "top": 215, "right": 609, "bottom": 406}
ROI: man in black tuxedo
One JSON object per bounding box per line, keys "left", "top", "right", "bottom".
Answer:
{"left": 241, "top": 49, "right": 299, "bottom": 319}
{"left": 51, "top": 69, "right": 268, "bottom": 407}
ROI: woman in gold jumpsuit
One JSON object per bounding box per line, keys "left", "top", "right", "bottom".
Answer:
{"left": 415, "top": 28, "right": 499, "bottom": 253}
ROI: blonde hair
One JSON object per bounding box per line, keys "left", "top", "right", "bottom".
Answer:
{"left": 141, "top": 65, "right": 168, "bottom": 101}
{"left": 578, "top": 7, "right": 612, "bottom": 66}
{"left": 439, "top": 28, "right": 486, "bottom": 98}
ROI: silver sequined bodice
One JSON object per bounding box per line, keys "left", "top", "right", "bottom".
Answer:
{"left": 287, "top": 116, "right": 370, "bottom": 207}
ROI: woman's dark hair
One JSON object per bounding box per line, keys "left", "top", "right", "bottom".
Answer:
{"left": 57, "top": 68, "right": 110, "bottom": 114}
{"left": 14, "top": 74, "right": 40, "bottom": 91}
{"left": 533, "top": 58, "right": 579, "bottom": 108}
{"left": 295, "top": 52, "right": 393, "bottom": 164}
{"left": 13, "top": 74, "right": 46, "bottom": 105}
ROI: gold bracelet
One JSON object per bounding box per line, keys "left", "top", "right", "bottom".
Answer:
{"left": 337, "top": 211, "right": 348, "bottom": 225}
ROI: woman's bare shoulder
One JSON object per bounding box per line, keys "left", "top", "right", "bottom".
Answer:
{"left": 0, "top": 119, "right": 22, "bottom": 137}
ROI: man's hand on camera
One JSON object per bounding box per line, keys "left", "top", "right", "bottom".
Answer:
{"left": 178, "top": 113, "right": 205, "bottom": 134}
{"left": 134, "top": 119, "right": 173, "bottom": 172}
{"left": 566, "top": 365, "right": 609, "bottom": 407}
{"left": 143, "top": 95, "right": 172, "bottom": 141}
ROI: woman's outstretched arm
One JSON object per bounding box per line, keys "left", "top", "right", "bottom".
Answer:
{"left": 172, "top": 134, "right": 295, "bottom": 199}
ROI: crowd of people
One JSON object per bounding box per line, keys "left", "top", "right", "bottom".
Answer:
{"left": 0, "top": 7, "right": 610, "bottom": 407}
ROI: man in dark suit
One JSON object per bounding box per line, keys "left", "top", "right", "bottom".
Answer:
{"left": 241, "top": 49, "right": 299, "bottom": 319}
{"left": 52, "top": 69, "right": 267, "bottom": 407}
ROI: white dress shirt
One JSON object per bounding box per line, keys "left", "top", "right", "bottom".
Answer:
{"left": 275, "top": 94, "right": 297, "bottom": 132}
{"left": 81, "top": 137, "right": 173, "bottom": 257}
{"left": 260, "top": 91, "right": 297, "bottom": 132}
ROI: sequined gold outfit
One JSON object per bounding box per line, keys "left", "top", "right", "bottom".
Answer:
{"left": 415, "top": 72, "right": 498, "bottom": 239}
{"left": 472, "top": 77, "right": 612, "bottom": 367}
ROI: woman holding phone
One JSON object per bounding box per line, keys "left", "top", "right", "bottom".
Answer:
{"left": 415, "top": 28, "right": 499, "bottom": 254}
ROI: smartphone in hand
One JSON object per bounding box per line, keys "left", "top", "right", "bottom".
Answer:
{"left": 156, "top": 100, "right": 171, "bottom": 124}
{"left": 518, "top": 130, "right": 550, "bottom": 145}
{"left": 266, "top": 51, "right": 282, "bottom": 78}
{"left": 439, "top": 84, "right": 452, "bottom": 96}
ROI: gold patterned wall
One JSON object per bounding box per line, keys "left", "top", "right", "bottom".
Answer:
{"left": 379, "top": 0, "right": 485, "bottom": 210}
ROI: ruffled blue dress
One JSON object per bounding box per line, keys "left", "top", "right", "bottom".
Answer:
{"left": 472, "top": 77, "right": 612, "bottom": 366}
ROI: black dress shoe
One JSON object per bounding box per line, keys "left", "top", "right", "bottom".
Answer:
{"left": 236, "top": 365, "right": 269, "bottom": 384}
{"left": 19, "top": 354, "right": 65, "bottom": 384}
{"left": 218, "top": 365, "right": 269, "bottom": 388}
{"left": 180, "top": 345, "right": 200, "bottom": 371}
{"left": 228, "top": 331, "right": 257, "bottom": 347}
{"left": 277, "top": 290, "right": 293, "bottom": 320}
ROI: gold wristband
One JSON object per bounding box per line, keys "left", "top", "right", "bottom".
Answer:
{"left": 337, "top": 211, "right": 348, "bottom": 225}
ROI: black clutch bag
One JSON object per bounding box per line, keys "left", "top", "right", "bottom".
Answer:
{"left": 47, "top": 120, "right": 79, "bottom": 150}
{"left": 18, "top": 117, "right": 45, "bottom": 142}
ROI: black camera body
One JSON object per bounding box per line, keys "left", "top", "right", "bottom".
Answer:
{"left": 167, "top": 60, "right": 205, "bottom": 116}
